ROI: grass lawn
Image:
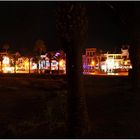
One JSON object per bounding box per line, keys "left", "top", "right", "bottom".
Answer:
{"left": 84, "top": 75, "right": 140, "bottom": 138}
{"left": 0, "top": 74, "right": 67, "bottom": 138}
{"left": 0, "top": 74, "right": 140, "bottom": 138}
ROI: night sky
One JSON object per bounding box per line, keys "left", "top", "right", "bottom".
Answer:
{"left": 0, "top": 1, "right": 136, "bottom": 53}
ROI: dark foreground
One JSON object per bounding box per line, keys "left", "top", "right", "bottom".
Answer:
{"left": 85, "top": 75, "right": 140, "bottom": 138}
{"left": 0, "top": 74, "right": 139, "bottom": 138}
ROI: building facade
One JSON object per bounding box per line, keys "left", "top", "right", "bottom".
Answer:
{"left": 83, "top": 47, "right": 132, "bottom": 74}
{"left": 83, "top": 48, "right": 98, "bottom": 73}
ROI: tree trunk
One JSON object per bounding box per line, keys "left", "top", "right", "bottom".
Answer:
{"left": 128, "top": 5, "right": 140, "bottom": 90}
{"left": 56, "top": 3, "right": 90, "bottom": 138}
{"left": 129, "top": 41, "right": 140, "bottom": 90}
{"left": 29, "top": 58, "right": 31, "bottom": 74}
{"left": 37, "top": 62, "right": 39, "bottom": 74}
{"left": 65, "top": 40, "right": 90, "bottom": 138}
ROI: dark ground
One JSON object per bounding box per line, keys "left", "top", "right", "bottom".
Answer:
{"left": 0, "top": 74, "right": 140, "bottom": 138}
{"left": 84, "top": 75, "right": 140, "bottom": 138}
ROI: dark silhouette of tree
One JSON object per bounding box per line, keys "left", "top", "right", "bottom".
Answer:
{"left": 20, "top": 47, "right": 32, "bottom": 74}
{"left": 34, "top": 40, "right": 46, "bottom": 73}
{"left": 105, "top": 2, "right": 140, "bottom": 90}
{"left": 128, "top": 4, "right": 140, "bottom": 90}
{"left": 2, "top": 43, "right": 10, "bottom": 53}
{"left": 19, "top": 47, "right": 29, "bottom": 57}
{"left": 26, "top": 52, "right": 33, "bottom": 74}
{"left": 56, "top": 2, "right": 90, "bottom": 138}
{"left": 119, "top": 3, "right": 140, "bottom": 90}
{"left": 13, "top": 52, "right": 20, "bottom": 73}
{"left": 46, "top": 51, "right": 54, "bottom": 74}
{"left": 0, "top": 55, "right": 3, "bottom": 72}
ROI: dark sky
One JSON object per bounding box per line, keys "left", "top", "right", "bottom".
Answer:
{"left": 0, "top": 1, "right": 57, "bottom": 53}
{"left": 0, "top": 1, "right": 136, "bottom": 53}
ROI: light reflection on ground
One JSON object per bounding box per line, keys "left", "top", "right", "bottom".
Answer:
{"left": 83, "top": 71, "right": 128, "bottom": 76}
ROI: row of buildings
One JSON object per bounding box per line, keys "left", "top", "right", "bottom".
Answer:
{"left": 0, "top": 51, "right": 66, "bottom": 74}
{"left": 0, "top": 47, "right": 132, "bottom": 74}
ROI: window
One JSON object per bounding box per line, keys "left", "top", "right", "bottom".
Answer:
{"left": 87, "top": 52, "right": 89, "bottom": 56}
{"left": 90, "top": 52, "right": 92, "bottom": 56}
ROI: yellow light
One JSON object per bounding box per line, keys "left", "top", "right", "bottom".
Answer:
{"left": 114, "top": 61, "right": 119, "bottom": 68}
{"left": 59, "top": 59, "right": 64, "bottom": 67}
{"left": 124, "top": 61, "right": 127, "bottom": 65}
{"left": 25, "top": 61, "right": 29, "bottom": 66}
{"left": 2, "top": 56, "right": 10, "bottom": 65}
{"left": 106, "top": 59, "right": 114, "bottom": 69}
{"left": 91, "top": 61, "right": 95, "bottom": 66}
{"left": 3, "top": 67, "right": 14, "bottom": 73}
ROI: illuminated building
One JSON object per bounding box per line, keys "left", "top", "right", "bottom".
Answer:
{"left": 38, "top": 53, "right": 66, "bottom": 73}
{"left": 0, "top": 48, "right": 132, "bottom": 75}
{"left": 2, "top": 56, "right": 14, "bottom": 73}
{"left": 0, "top": 51, "right": 66, "bottom": 74}
{"left": 99, "top": 50, "right": 132, "bottom": 73}
{"left": 83, "top": 48, "right": 98, "bottom": 73}
{"left": 102, "top": 53, "right": 124, "bottom": 73}
{"left": 83, "top": 47, "right": 132, "bottom": 74}
{"left": 0, "top": 52, "right": 14, "bottom": 73}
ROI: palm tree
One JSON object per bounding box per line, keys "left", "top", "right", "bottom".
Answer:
{"left": 56, "top": 2, "right": 89, "bottom": 138}
{"left": 46, "top": 51, "right": 54, "bottom": 74}
{"left": 26, "top": 53, "right": 33, "bottom": 74}
{"left": 13, "top": 52, "right": 20, "bottom": 73}
{"left": 34, "top": 40, "right": 46, "bottom": 73}
{"left": 2, "top": 43, "right": 10, "bottom": 53}
{"left": 20, "top": 47, "right": 32, "bottom": 74}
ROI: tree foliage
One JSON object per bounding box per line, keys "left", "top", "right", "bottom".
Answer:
{"left": 56, "top": 2, "right": 88, "bottom": 48}
{"left": 34, "top": 40, "right": 46, "bottom": 56}
{"left": 2, "top": 43, "right": 10, "bottom": 53}
{"left": 33, "top": 40, "right": 46, "bottom": 73}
